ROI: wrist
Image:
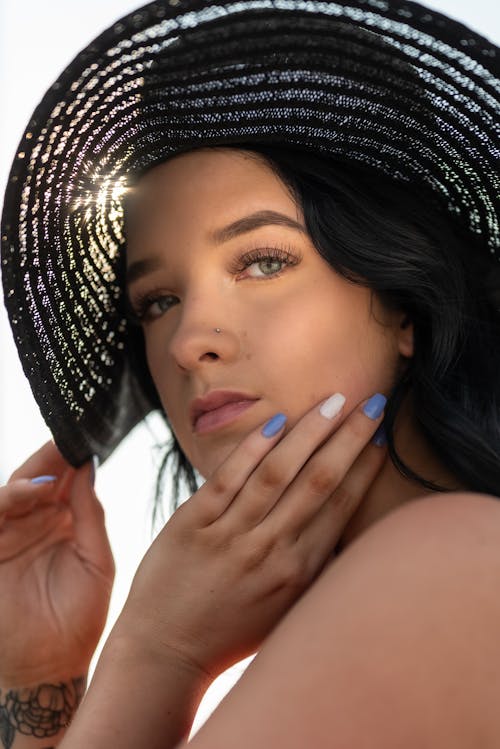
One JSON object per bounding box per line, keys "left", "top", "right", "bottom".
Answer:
{"left": 103, "top": 629, "right": 212, "bottom": 693}
{"left": 0, "top": 650, "right": 94, "bottom": 691}
{"left": 110, "top": 606, "right": 217, "bottom": 682}
{"left": 58, "top": 635, "right": 211, "bottom": 749}
{"left": 0, "top": 676, "right": 86, "bottom": 746}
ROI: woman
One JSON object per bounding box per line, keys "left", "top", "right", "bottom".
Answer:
{"left": 1, "top": 0, "right": 500, "bottom": 746}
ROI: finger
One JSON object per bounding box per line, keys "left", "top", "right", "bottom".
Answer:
{"left": 68, "top": 460, "right": 115, "bottom": 580}
{"left": 9, "top": 442, "right": 76, "bottom": 500}
{"left": 264, "top": 394, "right": 386, "bottom": 536}
{"left": 186, "top": 413, "right": 288, "bottom": 525}
{"left": 9, "top": 441, "right": 66, "bottom": 479}
{"left": 297, "top": 437, "right": 388, "bottom": 574}
{"left": 216, "top": 393, "right": 348, "bottom": 530}
{"left": 0, "top": 477, "right": 59, "bottom": 522}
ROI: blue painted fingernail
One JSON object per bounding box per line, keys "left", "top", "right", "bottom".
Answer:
{"left": 31, "top": 475, "right": 57, "bottom": 485}
{"left": 262, "top": 413, "right": 287, "bottom": 438}
{"left": 372, "top": 425, "right": 387, "bottom": 447}
{"left": 363, "top": 393, "right": 387, "bottom": 420}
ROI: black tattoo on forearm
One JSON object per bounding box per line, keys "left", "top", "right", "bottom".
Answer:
{"left": 0, "top": 677, "right": 85, "bottom": 749}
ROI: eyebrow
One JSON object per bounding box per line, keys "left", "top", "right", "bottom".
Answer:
{"left": 126, "top": 257, "right": 163, "bottom": 286}
{"left": 126, "top": 209, "right": 306, "bottom": 286}
{"left": 209, "top": 209, "right": 307, "bottom": 244}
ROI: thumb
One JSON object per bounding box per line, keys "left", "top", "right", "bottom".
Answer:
{"left": 69, "top": 458, "right": 115, "bottom": 581}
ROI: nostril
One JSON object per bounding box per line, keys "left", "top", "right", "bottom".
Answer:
{"left": 202, "top": 351, "right": 219, "bottom": 361}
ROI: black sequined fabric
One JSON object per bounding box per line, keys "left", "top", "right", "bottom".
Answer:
{"left": 1, "top": 0, "right": 499, "bottom": 465}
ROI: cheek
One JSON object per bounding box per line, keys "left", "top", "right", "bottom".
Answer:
{"left": 256, "top": 285, "right": 400, "bottom": 408}
{"left": 144, "top": 335, "right": 163, "bottom": 390}
{"left": 143, "top": 332, "right": 176, "bottom": 414}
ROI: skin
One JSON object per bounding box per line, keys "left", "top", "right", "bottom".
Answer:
{"left": 4, "top": 146, "right": 499, "bottom": 749}
{"left": 187, "top": 493, "right": 500, "bottom": 748}
{"left": 0, "top": 447, "right": 113, "bottom": 686}
{"left": 126, "top": 146, "right": 459, "bottom": 543}
{"left": 0, "top": 445, "right": 112, "bottom": 749}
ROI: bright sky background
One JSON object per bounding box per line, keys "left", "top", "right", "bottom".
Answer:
{"left": 0, "top": 0, "right": 498, "bottom": 731}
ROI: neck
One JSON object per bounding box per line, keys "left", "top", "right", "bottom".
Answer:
{"left": 337, "top": 395, "right": 464, "bottom": 552}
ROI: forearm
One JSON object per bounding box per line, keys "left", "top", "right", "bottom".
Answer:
{"left": 58, "top": 637, "right": 210, "bottom": 749}
{"left": 0, "top": 677, "right": 85, "bottom": 749}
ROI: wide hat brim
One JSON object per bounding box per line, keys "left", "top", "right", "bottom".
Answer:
{"left": 1, "top": 0, "right": 499, "bottom": 466}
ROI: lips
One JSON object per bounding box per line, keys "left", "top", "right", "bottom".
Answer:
{"left": 190, "top": 390, "right": 260, "bottom": 433}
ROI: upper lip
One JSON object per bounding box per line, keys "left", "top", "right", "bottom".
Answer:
{"left": 189, "top": 390, "right": 260, "bottom": 429}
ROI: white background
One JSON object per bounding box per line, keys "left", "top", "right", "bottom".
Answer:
{"left": 0, "top": 0, "right": 498, "bottom": 731}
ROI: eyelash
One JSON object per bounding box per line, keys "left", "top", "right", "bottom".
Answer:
{"left": 129, "top": 245, "right": 301, "bottom": 323}
{"left": 228, "top": 244, "right": 301, "bottom": 277}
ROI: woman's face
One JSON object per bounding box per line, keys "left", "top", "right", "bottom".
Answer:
{"left": 126, "top": 148, "right": 411, "bottom": 477}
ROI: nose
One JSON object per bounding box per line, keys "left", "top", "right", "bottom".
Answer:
{"left": 168, "top": 298, "right": 240, "bottom": 372}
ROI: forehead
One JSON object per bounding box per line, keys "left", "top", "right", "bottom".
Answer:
{"left": 130, "top": 148, "right": 284, "bottom": 203}
{"left": 124, "top": 147, "right": 301, "bottom": 247}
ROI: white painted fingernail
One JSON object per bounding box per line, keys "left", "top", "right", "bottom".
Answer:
{"left": 319, "top": 393, "right": 346, "bottom": 420}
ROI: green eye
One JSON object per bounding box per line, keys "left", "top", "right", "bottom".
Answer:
{"left": 230, "top": 245, "right": 302, "bottom": 279}
{"left": 254, "top": 258, "right": 285, "bottom": 276}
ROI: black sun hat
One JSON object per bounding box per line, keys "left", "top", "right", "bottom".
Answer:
{"left": 1, "top": 0, "right": 499, "bottom": 466}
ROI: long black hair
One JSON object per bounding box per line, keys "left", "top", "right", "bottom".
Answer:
{"left": 146, "top": 145, "right": 500, "bottom": 526}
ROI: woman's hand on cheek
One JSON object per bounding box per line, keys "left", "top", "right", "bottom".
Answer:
{"left": 113, "top": 392, "right": 387, "bottom": 682}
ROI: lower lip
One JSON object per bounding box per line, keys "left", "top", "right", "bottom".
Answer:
{"left": 194, "top": 400, "right": 258, "bottom": 434}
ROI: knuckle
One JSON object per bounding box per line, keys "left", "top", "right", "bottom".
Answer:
{"left": 329, "top": 484, "right": 354, "bottom": 512}
{"left": 237, "top": 541, "right": 269, "bottom": 572}
{"left": 257, "top": 461, "right": 285, "bottom": 490}
{"left": 209, "top": 474, "right": 230, "bottom": 497}
{"left": 307, "top": 463, "right": 337, "bottom": 496}
{"left": 276, "top": 553, "right": 309, "bottom": 591}
{"left": 198, "top": 525, "right": 232, "bottom": 555}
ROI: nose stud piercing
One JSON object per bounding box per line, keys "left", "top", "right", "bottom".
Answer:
{"left": 214, "top": 328, "right": 222, "bottom": 334}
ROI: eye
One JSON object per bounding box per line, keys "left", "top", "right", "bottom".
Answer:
{"left": 247, "top": 257, "right": 287, "bottom": 278}
{"left": 128, "top": 291, "right": 178, "bottom": 323}
{"left": 232, "top": 246, "right": 301, "bottom": 280}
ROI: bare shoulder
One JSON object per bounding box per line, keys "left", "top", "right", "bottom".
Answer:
{"left": 365, "top": 490, "right": 500, "bottom": 554}
{"left": 339, "top": 490, "right": 500, "bottom": 588}
{"left": 190, "top": 493, "right": 500, "bottom": 749}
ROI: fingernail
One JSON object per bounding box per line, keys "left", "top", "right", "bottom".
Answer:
{"left": 31, "top": 475, "right": 57, "bottom": 485}
{"left": 319, "top": 392, "right": 346, "bottom": 420}
{"left": 262, "top": 413, "right": 287, "bottom": 438}
{"left": 363, "top": 393, "right": 387, "bottom": 420}
{"left": 90, "top": 455, "right": 99, "bottom": 487}
{"left": 371, "top": 424, "right": 387, "bottom": 447}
